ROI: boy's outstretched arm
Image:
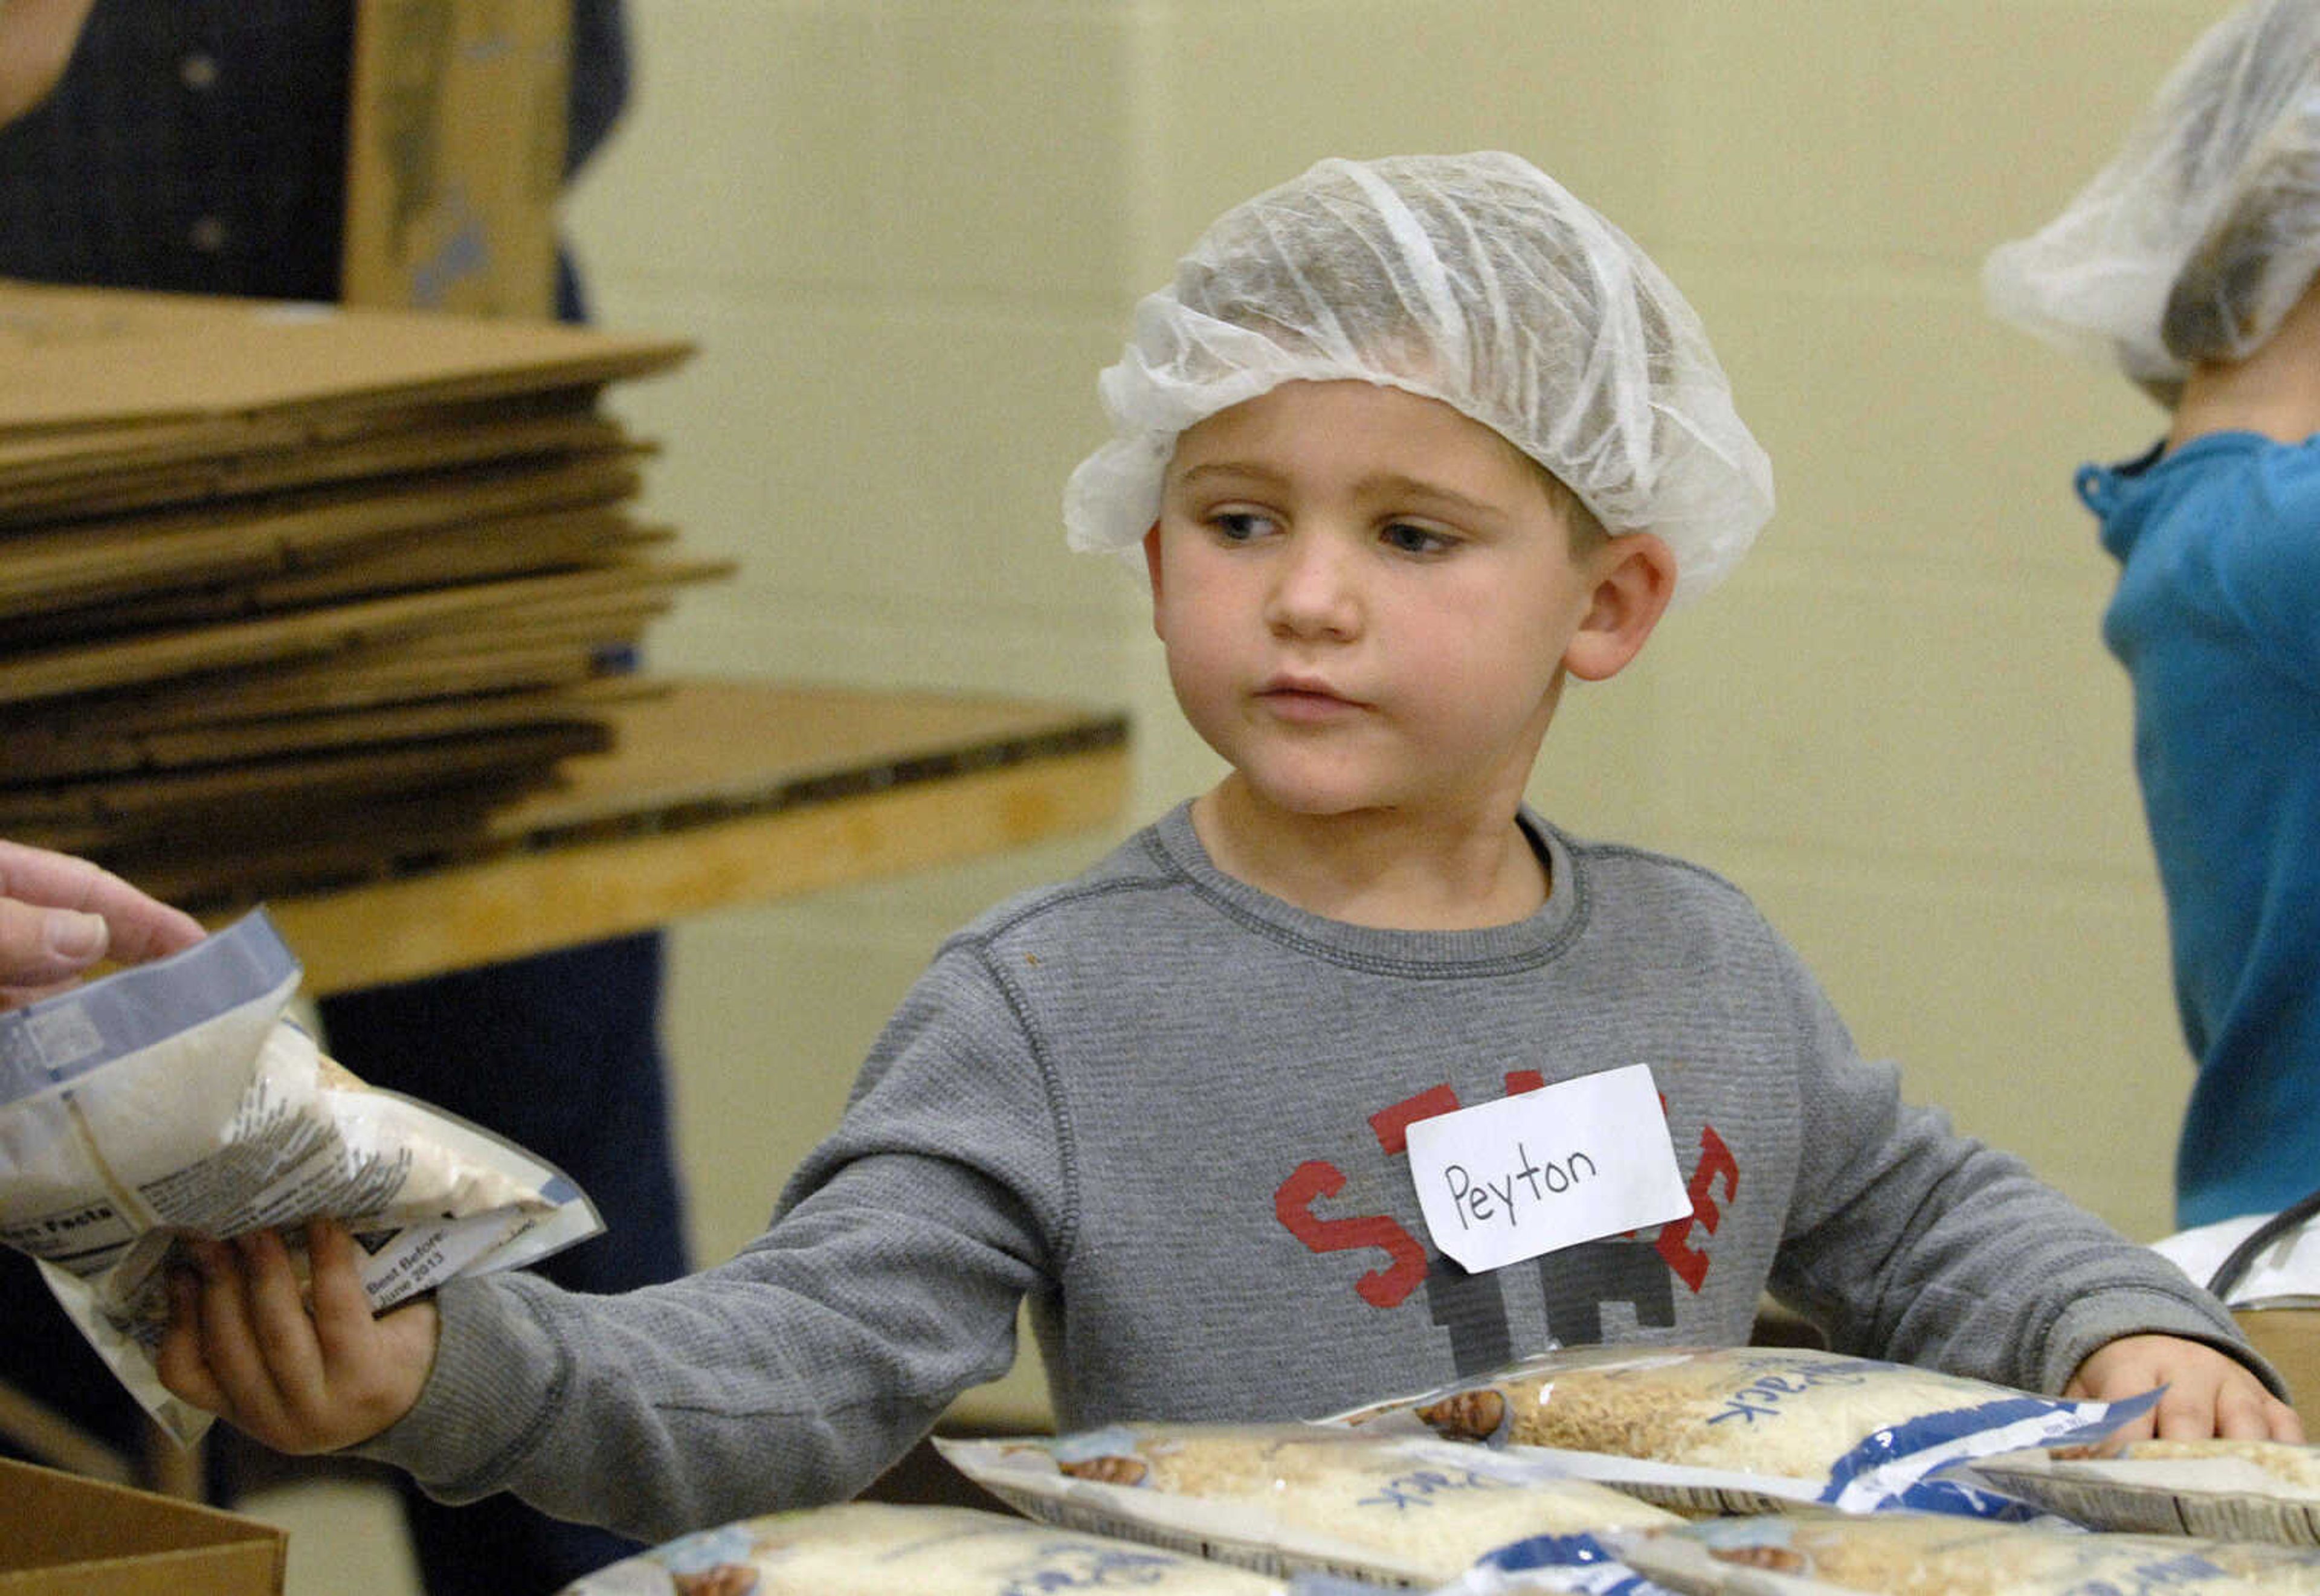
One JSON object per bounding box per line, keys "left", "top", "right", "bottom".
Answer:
{"left": 157, "top": 1218, "right": 438, "bottom": 1454}
{"left": 2066, "top": 1333, "right": 2304, "bottom": 1442}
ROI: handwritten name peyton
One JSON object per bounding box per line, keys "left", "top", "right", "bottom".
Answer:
{"left": 1441, "top": 1142, "right": 1599, "bottom": 1231}
{"left": 1405, "top": 1064, "right": 1690, "bottom": 1272}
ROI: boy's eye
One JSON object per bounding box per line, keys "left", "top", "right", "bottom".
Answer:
{"left": 1382, "top": 521, "right": 1455, "bottom": 555}
{"left": 1211, "top": 510, "right": 1277, "bottom": 542}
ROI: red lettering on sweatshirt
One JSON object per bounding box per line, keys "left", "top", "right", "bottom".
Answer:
{"left": 1655, "top": 1125, "right": 1738, "bottom": 1292}
{"left": 1367, "top": 1084, "right": 1461, "bottom": 1156}
{"left": 1274, "top": 1159, "right": 1431, "bottom": 1308}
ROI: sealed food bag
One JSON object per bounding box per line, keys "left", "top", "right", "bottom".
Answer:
{"left": 1331, "top": 1345, "right": 2150, "bottom": 1517}
{"left": 0, "top": 909, "right": 601, "bottom": 1443}
{"left": 1964, "top": 1437, "right": 2320, "bottom": 1546}
{"left": 939, "top": 1421, "right": 1681, "bottom": 1588}
{"left": 1440, "top": 1533, "right": 1687, "bottom": 1595}
{"left": 1600, "top": 1510, "right": 2320, "bottom": 1595}
{"left": 553, "top": 1501, "right": 1298, "bottom": 1594}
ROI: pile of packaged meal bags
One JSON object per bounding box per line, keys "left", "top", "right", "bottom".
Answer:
{"left": 556, "top": 1342, "right": 2320, "bottom": 1595}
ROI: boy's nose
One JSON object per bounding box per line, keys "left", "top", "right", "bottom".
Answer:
{"left": 1263, "top": 534, "right": 1361, "bottom": 640}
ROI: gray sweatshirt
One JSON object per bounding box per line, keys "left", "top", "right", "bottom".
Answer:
{"left": 363, "top": 805, "right": 2260, "bottom": 1542}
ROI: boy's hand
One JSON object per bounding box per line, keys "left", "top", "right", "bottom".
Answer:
{"left": 2065, "top": 1333, "right": 2305, "bottom": 1442}
{"left": 156, "top": 1218, "right": 437, "bottom": 1454}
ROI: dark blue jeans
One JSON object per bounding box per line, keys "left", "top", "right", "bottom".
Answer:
{"left": 316, "top": 930, "right": 689, "bottom": 1594}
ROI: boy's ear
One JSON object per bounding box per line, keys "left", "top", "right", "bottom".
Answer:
{"left": 1563, "top": 532, "right": 1678, "bottom": 682}
{"left": 1141, "top": 525, "right": 1165, "bottom": 634}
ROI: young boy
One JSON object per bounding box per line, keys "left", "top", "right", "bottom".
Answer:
{"left": 161, "top": 152, "right": 2297, "bottom": 1548}
{"left": 1984, "top": 0, "right": 2320, "bottom": 1234}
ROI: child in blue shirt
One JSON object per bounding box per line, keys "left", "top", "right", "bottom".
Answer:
{"left": 1986, "top": 0, "right": 2320, "bottom": 1230}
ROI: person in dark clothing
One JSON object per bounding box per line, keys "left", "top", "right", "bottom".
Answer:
{"left": 0, "top": 8, "right": 687, "bottom": 1592}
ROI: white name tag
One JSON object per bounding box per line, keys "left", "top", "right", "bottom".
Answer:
{"left": 1404, "top": 1063, "right": 1693, "bottom": 1274}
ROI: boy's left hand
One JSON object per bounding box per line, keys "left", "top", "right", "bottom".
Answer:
{"left": 2066, "top": 1333, "right": 2305, "bottom": 1442}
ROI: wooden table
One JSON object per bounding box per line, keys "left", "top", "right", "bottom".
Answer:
{"left": 263, "top": 677, "right": 1132, "bottom": 994}
{"left": 2, "top": 677, "right": 1128, "bottom": 1495}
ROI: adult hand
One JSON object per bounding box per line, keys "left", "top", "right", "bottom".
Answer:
{"left": 0, "top": 838, "right": 206, "bottom": 1008}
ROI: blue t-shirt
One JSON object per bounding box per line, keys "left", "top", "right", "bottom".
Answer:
{"left": 2078, "top": 432, "right": 2320, "bottom": 1228}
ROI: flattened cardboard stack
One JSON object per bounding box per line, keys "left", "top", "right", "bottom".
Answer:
{"left": 0, "top": 279, "right": 726, "bottom": 910}
{"left": 0, "top": 1457, "right": 285, "bottom": 1595}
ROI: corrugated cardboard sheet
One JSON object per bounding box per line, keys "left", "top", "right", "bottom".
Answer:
{"left": 0, "top": 1457, "right": 285, "bottom": 1594}
{"left": 0, "top": 280, "right": 726, "bottom": 909}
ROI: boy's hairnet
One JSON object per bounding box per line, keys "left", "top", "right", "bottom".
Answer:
{"left": 1983, "top": 0, "right": 2320, "bottom": 399}
{"left": 1064, "top": 152, "right": 1774, "bottom": 607}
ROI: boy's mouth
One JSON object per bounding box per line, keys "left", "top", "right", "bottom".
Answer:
{"left": 1257, "top": 675, "right": 1365, "bottom": 719}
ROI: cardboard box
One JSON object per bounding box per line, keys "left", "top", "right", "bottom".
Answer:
{"left": 342, "top": 0, "right": 572, "bottom": 318}
{"left": 2237, "top": 1307, "right": 2320, "bottom": 1435}
{"left": 0, "top": 1457, "right": 285, "bottom": 1594}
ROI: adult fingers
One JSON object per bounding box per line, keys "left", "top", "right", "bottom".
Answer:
{"left": 91, "top": 883, "right": 206, "bottom": 965}
{"left": 0, "top": 839, "right": 204, "bottom": 966}
{"left": 0, "top": 839, "right": 121, "bottom": 913}
{"left": 0, "top": 896, "right": 107, "bottom": 994}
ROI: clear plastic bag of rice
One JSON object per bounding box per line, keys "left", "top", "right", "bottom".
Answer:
{"left": 1329, "top": 1345, "right": 2147, "bottom": 1517}
{"left": 0, "top": 910, "right": 601, "bottom": 1444}
{"left": 938, "top": 1421, "right": 1681, "bottom": 1587}
{"left": 1964, "top": 1437, "right": 2320, "bottom": 1546}
{"left": 552, "top": 1501, "right": 1298, "bottom": 1594}
{"left": 1594, "top": 1511, "right": 2320, "bottom": 1595}
{"left": 1440, "top": 1531, "right": 1686, "bottom": 1595}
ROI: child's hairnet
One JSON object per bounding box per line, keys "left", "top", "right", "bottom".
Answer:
{"left": 1064, "top": 152, "right": 1774, "bottom": 607}
{"left": 1983, "top": 0, "right": 2320, "bottom": 398}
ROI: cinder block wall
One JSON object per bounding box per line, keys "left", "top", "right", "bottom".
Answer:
{"left": 565, "top": 1, "right": 2226, "bottom": 1421}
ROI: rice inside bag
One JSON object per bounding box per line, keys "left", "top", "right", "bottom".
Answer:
{"left": 1965, "top": 1437, "right": 2320, "bottom": 1546}
{"left": 1602, "top": 1510, "right": 2320, "bottom": 1596}
{"left": 1331, "top": 1345, "right": 2147, "bottom": 1517}
{"left": 0, "top": 909, "right": 601, "bottom": 1443}
{"left": 940, "top": 1421, "right": 1681, "bottom": 1586}
{"left": 553, "top": 1501, "right": 1293, "bottom": 1595}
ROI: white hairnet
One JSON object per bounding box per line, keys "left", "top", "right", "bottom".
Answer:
{"left": 1064, "top": 152, "right": 1774, "bottom": 607}
{"left": 1983, "top": 0, "right": 2320, "bottom": 397}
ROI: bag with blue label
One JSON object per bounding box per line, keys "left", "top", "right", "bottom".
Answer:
{"left": 1588, "top": 1510, "right": 2320, "bottom": 1595}
{"left": 552, "top": 1501, "right": 1301, "bottom": 1595}
{"left": 0, "top": 909, "right": 601, "bottom": 1444}
{"left": 1432, "top": 1531, "right": 1681, "bottom": 1596}
{"left": 1961, "top": 1435, "right": 2320, "bottom": 1547}
{"left": 1327, "top": 1344, "right": 2154, "bottom": 1519}
{"left": 938, "top": 1420, "right": 1681, "bottom": 1588}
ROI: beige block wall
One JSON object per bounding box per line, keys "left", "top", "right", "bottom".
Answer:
{"left": 562, "top": 0, "right": 2231, "bottom": 1420}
